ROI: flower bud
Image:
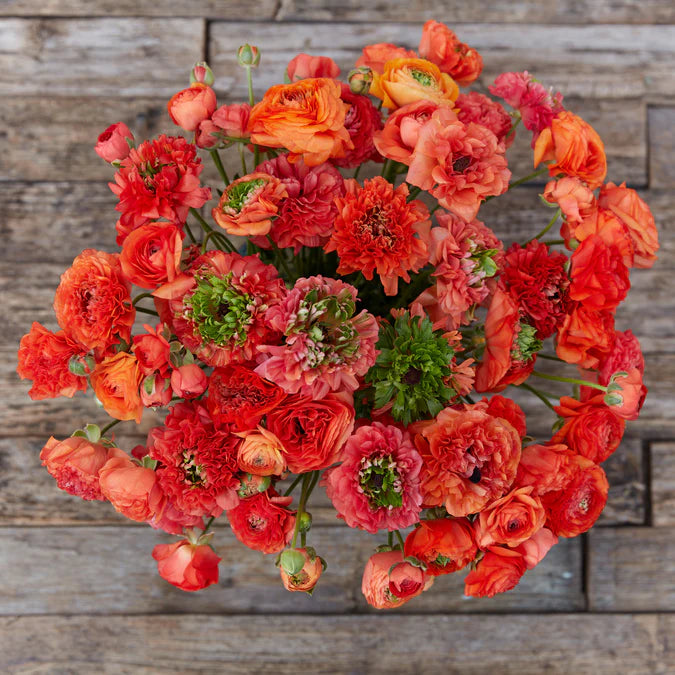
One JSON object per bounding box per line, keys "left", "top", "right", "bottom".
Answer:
{"left": 140, "top": 374, "right": 172, "bottom": 408}
{"left": 348, "top": 66, "right": 374, "bottom": 95}
{"left": 279, "top": 547, "right": 324, "bottom": 593}
{"left": 190, "top": 61, "right": 215, "bottom": 86}
{"left": 237, "top": 44, "right": 260, "bottom": 68}
{"left": 94, "top": 122, "right": 134, "bottom": 163}
{"left": 298, "top": 511, "right": 313, "bottom": 533}
{"left": 170, "top": 364, "right": 207, "bottom": 399}
{"left": 235, "top": 426, "right": 286, "bottom": 476}
{"left": 237, "top": 473, "right": 271, "bottom": 498}
{"left": 167, "top": 83, "right": 217, "bottom": 132}
{"left": 279, "top": 548, "right": 306, "bottom": 575}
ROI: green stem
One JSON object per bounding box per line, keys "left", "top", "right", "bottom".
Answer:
{"left": 508, "top": 166, "right": 549, "bottom": 191}
{"left": 353, "top": 164, "right": 363, "bottom": 181}
{"left": 203, "top": 516, "right": 216, "bottom": 533}
{"left": 209, "top": 149, "right": 230, "bottom": 185}
{"left": 283, "top": 473, "right": 304, "bottom": 497}
{"left": 135, "top": 306, "right": 159, "bottom": 316}
{"left": 100, "top": 419, "right": 122, "bottom": 436}
{"left": 515, "top": 382, "right": 556, "bottom": 411}
{"left": 190, "top": 207, "right": 212, "bottom": 233}
{"left": 537, "top": 353, "right": 564, "bottom": 362}
{"left": 201, "top": 230, "right": 220, "bottom": 253}
{"left": 388, "top": 531, "right": 394, "bottom": 548}
{"left": 394, "top": 530, "right": 405, "bottom": 550}
{"left": 290, "top": 472, "right": 318, "bottom": 550}
{"left": 184, "top": 221, "right": 197, "bottom": 244}
{"left": 541, "top": 238, "right": 565, "bottom": 246}
{"left": 245, "top": 66, "right": 260, "bottom": 167}
{"left": 505, "top": 114, "right": 522, "bottom": 142}
{"left": 531, "top": 370, "right": 607, "bottom": 392}
{"left": 406, "top": 185, "right": 422, "bottom": 201}
{"left": 526, "top": 208, "right": 561, "bottom": 244}
{"left": 239, "top": 143, "right": 248, "bottom": 176}
{"left": 267, "top": 235, "right": 293, "bottom": 280}
{"left": 132, "top": 292, "right": 154, "bottom": 307}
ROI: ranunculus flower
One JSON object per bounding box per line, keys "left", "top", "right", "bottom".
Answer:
{"left": 598, "top": 181, "right": 659, "bottom": 269}
{"left": 212, "top": 172, "right": 288, "bottom": 237}
{"left": 226, "top": 489, "right": 295, "bottom": 554}
{"left": 235, "top": 427, "right": 286, "bottom": 476}
{"left": 279, "top": 547, "right": 324, "bottom": 593}
{"left": 132, "top": 323, "right": 171, "bottom": 377}
{"left": 475, "top": 486, "right": 546, "bottom": 548}
{"left": 17, "top": 322, "right": 88, "bottom": 400}
{"left": 556, "top": 304, "right": 615, "bottom": 369}
{"left": 198, "top": 103, "right": 251, "bottom": 148}
{"left": 40, "top": 435, "right": 113, "bottom": 501}
{"left": 332, "top": 82, "right": 383, "bottom": 168}
{"left": 267, "top": 393, "right": 355, "bottom": 474}
{"left": 170, "top": 363, "right": 208, "bottom": 399}
{"left": 418, "top": 20, "right": 483, "bottom": 86}
{"left": 325, "top": 177, "right": 431, "bottom": 296}
{"left": 99, "top": 450, "right": 165, "bottom": 522}
{"left": 91, "top": 352, "right": 144, "bottom": 423}
{"left": 370, "top": 57, "right": 459, "bottom": 110}
{"left": 543, "top": 177, "right": 596, "bottom": 227}
{"left": 322, "top": 422, "right": 423, "bottom": 534}
{"left": 361, "top": 550, "right": 432, "bottom": 609}
{"left": 146, "top": 498, "right": 204, "bottom": 535}
{"left": 95, "top": 122, "right": 134, "bottom": 163}
{"left": 355, "top": 42, "right": 417, "bottom": 74}
{"left": 516, "top": 443, "right": 577, "bottom": 496}
{"left": 253, "top": 154, "right": 345, "bottom": 252}
{"left": 455, "top": 91, "right": 515, "bottom": 148}
{"left": 416, "top": 405, "right": 522, "bottom": 517}
{"left": 404, "top": 517, "right": 477, "bottom": 576}
{"left": 472, "top": 395, "right": 527, "bottom": 439}
{"left": 597, "top": 329, "right": 645, "bottom": 387}
{"left": 552, "top": 394, "right": 625, "bottom": 463}
{"left": 140, "top": 374, "right": 172, "bottom": 408}
{"left": 463, "top": 546, "right": 527, "bottom": 598}
{"left": 119, "top": 222, "right": 183, "bottom": 290}
{"left": 54, "top": 249, "right": 135, "bottom": 354}
{"left": 407, "top": 106, "right": 511, "bottom": 222}
{"left": 534, "top": 111, "right": 607, "bottom": 189}
{"left": 247, "top": 78, "right": 353, "bottom": 166}
{"left": 152, "top": 539, "right": 221, "bottom": 591}
{"left": 286, "top": 53, "right": 340, "bottom": 81}
{"left": 518, "top": 527, "right": 558, "bottom": 569}
{"left": 167, "top": 83, "right": 217, "bottom": 132}
{"left": 205, "top": 365, "right": 286, "bottom": 432}
{"left": 605, "top": 368, "right": 646, "bottom": 421}
{"left": 374, "top": 99, "right": 445, "bottom": 165}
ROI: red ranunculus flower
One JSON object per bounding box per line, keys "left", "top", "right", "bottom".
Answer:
{"left": 153, "top": 539, "right": 220, "bottom": 591}
{"left": 95, "top": 122, "right": 134, "bottom": 163}
{"left": 132, "top": 323, "right": 171, "bottom": 378}
{"left": 556, "top": 304, "right": 615, "bottom": 370}
{"left": 516, "top": 443, "right": 577, "bottom": 496}
{"left": 464, "top": 546, "right": 527, "bottom": 598}
{"left": 472, "top": 395, "right": 527, "bottom": 439}
{"left": 226, "top": 489, "right": 295, "bottom": 554}
{"left": 17, "top": 322, "right": 88, "bottom": 400}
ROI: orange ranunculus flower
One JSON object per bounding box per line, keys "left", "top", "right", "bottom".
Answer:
{"left": 570, "top": 207, "right": 634, "bottom": 267}
{"left": 370, "top": 57, "right": 459, "bottom": 110}
{"left": 91, "top": 351, "right": 144, "bottom": 423}
{"left": 516, "top": 443, "right": 577, "bottom": 496}
{"left": 355, "top": 43, "right": 417, "bottom": 75}
{"left": 418, "top": 20, "right": 483, "bottom": 86}
{"left": 99, "top": 449, "right": 165, "bottom": 522}
{"left": 167, "top": 83, "right": 217, "bottom": 132}
{"left": 475, "top": 486, "right": 546, "bottom": 549}
{"left": 119, "top": 222, "right": 183, "bottom": 290}
{"left": 247, "top": 78, "right": 353, "bottom": 167}
{"left": 54, "top": 249, "right": 135, "bottom": 354}
{"left": 235, "top": 426, "right": 287, "bottom": 476}
{"left": 279, "top": 547, "right": 324, "bottom": 593}
{"left": 464, "top": 546, "right": 527, "bottom": 598}
{"left": 534, "top": 111, "right": 607, "bottom": 189}
{"left": 598, "top": 182, "right": 659, "bottom": 269}
{"left": 556, "top": 304, "right": 615, "bottom": 369}
{"left": 543, "top": 177, "right": 596, "bottom": 227}
{"left": 211, "top": 172, "right": 288, "bottom": 237}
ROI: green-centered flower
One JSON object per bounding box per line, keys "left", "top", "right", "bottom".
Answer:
{"left": 512, "top": 322, "right": 542, "bottom": 363}
{"left": 359, "top": 454, "right": 403, "bottom": 510}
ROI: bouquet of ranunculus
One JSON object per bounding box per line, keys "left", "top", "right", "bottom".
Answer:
{"left": 18, "top": 21, "right": 658, "bottom": 606}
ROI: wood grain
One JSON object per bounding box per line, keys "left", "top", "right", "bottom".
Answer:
{"left": 0, "top": 526, "right": 582, "bottom": 614}
{"left": 649, "top": 107, "right": 675, "bottom": 188}
{"left": 651, "top": 442, "right": 675, "bottom": 526}
{"left": 598, "top": 438, "right": 645, "bottom": 526}
{"left": 1, "top": 613, "right": 673, "bottom": 674}
{"left": 588, "top": 526, "right": 675, "bottom": 610}
{"left": 0, "top": 19, "right": 204, "bottom": 97}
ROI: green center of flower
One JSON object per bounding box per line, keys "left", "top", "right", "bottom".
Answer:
{"left": 186, "top": 272, "right": 253, "bottom": 346}
{"left": 359, "top": 454, "right": 403, "bottom": 510}
{"left": 470, "top": 247, "right": 499, "bottom": 280}
{"left": 224, "top": 178, "right": 266, "bottom": 213}
{"left": 511, "top": 322, "right": 542, "bottom": 362}
{"left": 410, "top": 69, "right": 434, "bottom": 87}
{"left": 433, "top": 553, "right": 453, "bottom": 568}
{"left": 182, "top": 452, "right": 205, "bottom": 486}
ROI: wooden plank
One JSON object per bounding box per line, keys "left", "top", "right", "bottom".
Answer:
{"left": 0, "top": 18, "right": 204, "bottom": 97}
{"left": 598, "top": 438, "right": 645, "bottom": 526}
{"left": 209, "top": 22, "right": 675, "bottom": 102}
{"left": 0, "top": 0, "right": 278, "bottom": 17}
{"left": 1, "top": 614, "right": 673, "bottom": 674}
{"left": 649, "top": 107, "right": 675, "bottom": 188}
{"left": 651, "top": 442, "right": 675, "bottom": 526}
{"left": 0, "top": 526, "right": 582, "bottom": 614}
{"left": 277, "top": 1, "right": 675, "bottom": 25}
{"left": 588, "top": 526, "right": 675, "bottom": 611}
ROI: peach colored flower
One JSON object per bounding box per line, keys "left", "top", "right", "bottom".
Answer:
{"left": 170, "top": 363, "right": 208, "bottom": 399}
{"left": 90, "top": 351, "right": 144, "bottom": 423}
{"left": 543, "top": 177, "right": 596, "bottom": 227}
{"left": 464, "top": 546, "right": 526, "bottom": 598}
{"left": 152, "top": 539, "right": 221, "bottom": 591}
{"left": 235, "top": 426, "right": 287, "bottom": 476}
{"left": 556, "top": 305, "right": 615, "bottom": 370}
{"left": 355, "top": 43, "right": 417, "bottom": 75}
{"left": 279, "top": 547, "right": 324, "bottom": 593}
{"left": 361, "top": 550, "right": 432, "bottom": 609}
{"left": 167, "top": 83, "right": 217, "bottom": 132}
{"left": 95, "top": 122, "right": 134, "bottom": 163}
{"left": 198, "top": 103, "right": 251, "bottom": 149}
{"left": 286, "top": 53, "right": 340, "bottom": 81}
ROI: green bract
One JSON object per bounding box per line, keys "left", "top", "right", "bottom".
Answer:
{"left": 223, "top": 178, "right": 266, "bottom": 213}
{"left": 365, "top": 312, "right": 457, "bottom": 425}
{"left": 512, "top": 323, "right": 542, "bottom": 362}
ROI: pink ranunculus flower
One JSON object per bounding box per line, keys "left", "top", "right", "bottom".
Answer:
{"left": 286, "top": 53, "right": 340, "bottom": 81}
{"left": 455, "top": 91, "right": 515, "bottom": 148}
{"left": 152, "top": 538, "right": 221, "bottom": 591}
{"left": 95, "top": 122, "right": 134, "bottom": 163}
{"left": 197, "top": 103, "right": 252, "bottom": 149}
{"left": 170, "top": 363, "right": 208, "bottom": 399}
{"left": 322, "top": 422, "right": 424, "bottom": 534}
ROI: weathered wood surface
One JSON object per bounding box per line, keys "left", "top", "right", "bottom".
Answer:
{"left": 588, "top": 526, "right": 675, "bottom": 610}
{"left": 651, "top": 442, "right": 675, "bottom": 526}
{"left": 649, "top": 106, "right": 675, "bottom": 188}
{"left": 2, "top": 614, "right": 674, "bottom": 675}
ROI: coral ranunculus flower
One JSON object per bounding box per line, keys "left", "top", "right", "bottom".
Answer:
{"left": 370, "top": 57, "right": 459, "bottom": 110}
{"left": 279, "top": 547, "right": 324, "bottom": 593}
{"left": 325, "top": 176, "right": 431, "bottom": 296}
{"left": 235, "top": 426, "right": 287, "bottom": 476}
{"left": 152, "top": 539, "right": 221, "bottom": 591}
{"left": 212, "top": 172, "right": 288, "bottom": 238}
{"left": 404, "top": 517, "right": 477, "bottom": 576}
{"left": 54, "top": 249, "right": 135, "bottom": 354}
{"left": 418, "top": 20, "right": 483, "bottom": 86}
{"left": 167, "top": 83, "right": 217, "bottom": 132}
{"left": 534, "top": 111, "right": 607, "bottom": 189}
{"left": 416, "top": 406, "right": 522, "bottom": 517}
{"left": 17, "top": 322, "right": 88, "bottom": 400}
{"left": 456, "top": 92, "right": 515, "bottom": 148}
{"left": 322, "top": 422, "right": 423, "bottom": 534}
{"left": 464, "top": 546, "right": 527, "bottom": 598}
{"left": 95, "top": 122, "right": 134, "bottom": 163}
{"left": 286, "top": 53, "right": 340, "bottom": 81}
{"left": 361, "top": 550, "right": 432, "bottom": 609}
{"left": 90, "top": 351, "right": 144, "bottom": 423}
{"left": 355, "top": 43, "right": 417, "bottom": 75}
{"left": 247, "top": 78, "right": 353, "bottom": 166}
{"left": 556, "top": 304, "right": 615, "bottom": 369}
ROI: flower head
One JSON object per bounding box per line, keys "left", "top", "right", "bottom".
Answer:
{"left": 152, "top": 538, "right": 220, "bottom": 592}
{"left": 419, "top": 21, "right": 483, "bottom": 86}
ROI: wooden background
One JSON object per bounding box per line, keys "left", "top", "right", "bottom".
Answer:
{"left": 1, "top": 1, "right": 675, "bottom": 672}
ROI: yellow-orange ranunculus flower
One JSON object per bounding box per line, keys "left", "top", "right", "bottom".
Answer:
{"left": 235, "top": 426, "right": 287, "bottom": 476}
{"left": 370, "top": 57, "right": 459, "bottom": 110}
{"left": 247, "top": 78, "right": 353, "bottom": 167}
{"left": 91, "top": 351, "right": 144, "bottom": 423}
